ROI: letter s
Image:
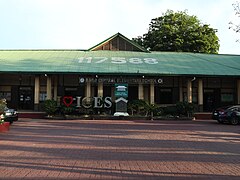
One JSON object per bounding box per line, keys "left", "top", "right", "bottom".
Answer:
{"left": 104, "top": 97, "right": 112, "bottom": 108}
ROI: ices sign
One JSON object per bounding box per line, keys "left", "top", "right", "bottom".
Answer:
{"left": 63, "top": 96, "right": 112, "bottom": 109}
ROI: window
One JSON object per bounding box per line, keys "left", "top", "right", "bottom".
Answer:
{"left": 155, "top": 88, "right": 173, "bottom": 104}
{"left": 221, "top": 94, "right": 233, "bottom": 103}
{"left": 0, "top": 92, "right": 11, "bottom": 101}
{"left": 39, "top": 92, "right": 47, "bottom": 101}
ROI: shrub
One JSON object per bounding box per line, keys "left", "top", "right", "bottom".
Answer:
{"left": 128, "top": 100, "right": 147, "bottom": 116}
{"left": 155, "top": 107, "right": 164, "bottom": 116}
{"left": 0, "top": 99, "right": 7, "bottom": 114}
{"left": 43, "top": 99, "right": 58, "bottom": 116}
{"left": 176, "top": 102, "right": 195, "bottom": 117}
{"left": 61, "top": 106, "right": 75, "bottom": 115}
{"left": 128, "top": 100, "right": 159, "bottom": 118}
{"left": 0, "top": 99, "right": 7, "bottom": 123}
{"left": 0, "top": 119, "right": 4, "bottom": 124}
{"left": 162, "top": 105, "right": 178, "bottom": 116}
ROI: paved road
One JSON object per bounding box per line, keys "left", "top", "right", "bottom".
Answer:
{"left": 0, "top": 119, "right": 240, "bottom": 179}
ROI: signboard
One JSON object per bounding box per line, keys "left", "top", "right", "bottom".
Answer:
{"left": 62, "top": 96, "right": 112, "bottom": 109}
{"left": 80, "top": 77, "right": 163, "bottom": 84}
{"left": 115, "top": 84, "right": 128, "bottom": 98}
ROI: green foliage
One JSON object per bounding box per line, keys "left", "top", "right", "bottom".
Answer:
{"left": 134, "top": 10, "right": 220, "bottom": 54}
{"left": 0, "top": 119, "right": 4, "bottom": 124}
{"left": 143, "top": 102, "right": 159, "bottom": 117}
{"left": 152, "top": 102, "right": 195, "bottom": 117}
{"left": 162, "top": 105, "right": 178, "bottom": 116}
{"left": 128, "top": 100, "right": 146, "bottom": 115}
{"left": 132, "top": 36, "right": 144, "bottom": 47}
{"left": 0, "top": 99, "right": 7, "bottom": 114}
{"left": 43, "top": 99, "right": 58, "bottom": 116}
{"left": 0, "top": 99, "right": 7, "bottom": 124}
{"left": 128, "top": 100, "right": 159, "bottom": 118}
{"left": 61, "top": 106, "right": 75, "bottom": 115}
{"left": 176, "top": 101, "right": 195, "bottom": 117}
{"left": 229, "top": 2, "right": 240, "bottom": 40}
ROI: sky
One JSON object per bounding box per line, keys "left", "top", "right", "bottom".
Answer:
{"left": 0, "top": 0, "right": 239, "bottom": 55}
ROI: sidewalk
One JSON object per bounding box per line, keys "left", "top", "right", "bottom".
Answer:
{"left": 0, "top": 119, "right": 240, "bottom": 179}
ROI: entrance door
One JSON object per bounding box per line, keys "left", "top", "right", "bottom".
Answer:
{"left": 128, "top": 86, "right": 138, "bottom": 101}
{"left": 203, "top": 89, "right": 220, "bottom": 111}
{"left": 19, "top": 87, "right": 34, "bottom": 110}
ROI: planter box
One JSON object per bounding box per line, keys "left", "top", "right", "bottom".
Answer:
{"left": 0, "top": 122, "right": 10, "bottom": 132}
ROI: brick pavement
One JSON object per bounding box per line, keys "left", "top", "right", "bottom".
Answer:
{"left": 0, "top": 119, "right": 240, "bottom": 179}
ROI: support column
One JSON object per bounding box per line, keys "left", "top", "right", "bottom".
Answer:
{"left": 34, "top": 76, "right": 40, "bottom": 111}
{"left": 85, "top": 81, "right": 91, "bottom": 97}
{"left": 98, "top": 82, "right": 103, "bottom": 97}
{"left": 187, "top": 79, "right": 192, "bottom": 103}
{"left": 237, "top": 79, "right": 240, "bottom": 104}
{"left": 138, "top": 83, "right": 144, "bottom": 100}
{"left": 53, "top": 76, "right": 58, "bottom": 101}
{"left": 150, "top": 82, "right": 155, "bottom": 104}
{"left": 145, "top": 86, "right": 150, "bottom": 102}
{"left": 198, "top": 79, "right": 203, "bottom": 111}
{"left": 46, "top": 76, "right": 52, "bottom": 100}
{"left": 179, "top": 78, "right": 183, "bottom": 102}
{"left": 111, "top": 86, "right": 115, "bottom": 101}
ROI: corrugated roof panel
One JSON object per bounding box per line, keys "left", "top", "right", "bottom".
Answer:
{"left": 0, "top": 50, "right": 240, "bottom": 76}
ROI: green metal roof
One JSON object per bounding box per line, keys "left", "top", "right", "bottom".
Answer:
{"left": 0, "top": 50, "right": 240, "bottom": 76}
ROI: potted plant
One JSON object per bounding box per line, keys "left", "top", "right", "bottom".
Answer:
{"left": 0, "top": 99, "right": 10, "bottom": 132}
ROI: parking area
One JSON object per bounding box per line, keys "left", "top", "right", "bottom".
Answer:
{"left": 0, "top": 119, "right": 240, "bottom": 179}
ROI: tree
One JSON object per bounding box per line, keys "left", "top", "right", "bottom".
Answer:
{"left": 229, "top": 1, "right": 240, "bottom": 41}
{"left": 133, "top": 10, "right": 220, "bottom": 54}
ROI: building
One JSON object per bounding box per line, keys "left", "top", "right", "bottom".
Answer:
{"left": 0, "top": 33, "right": 240, "bottom": 112}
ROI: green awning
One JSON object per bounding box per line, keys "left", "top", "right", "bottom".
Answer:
{"left": 0, "top": 50, "right": 240, "bottom": 76}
